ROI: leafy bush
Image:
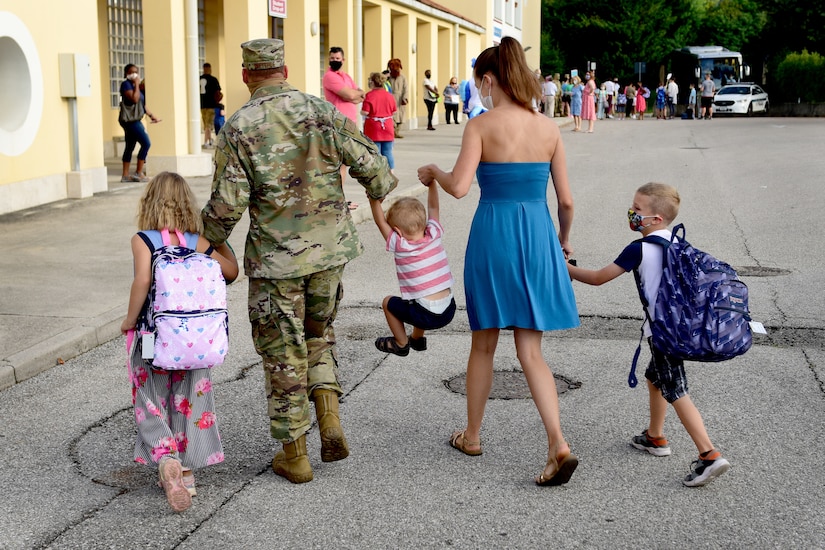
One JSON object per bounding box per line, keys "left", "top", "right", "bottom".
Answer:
{"left": 774, "top": 50, "right": 825, "bottom": 103}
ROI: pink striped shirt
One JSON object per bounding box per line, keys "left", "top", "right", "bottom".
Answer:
{"left": 387, "top": 219, "right": 454, "bottom": 300}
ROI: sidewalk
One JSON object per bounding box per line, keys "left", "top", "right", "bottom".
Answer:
{"left": 0, "top": 116, "right": 571, "bottom": 391}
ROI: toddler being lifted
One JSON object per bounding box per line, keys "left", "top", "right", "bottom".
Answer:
{"left": 368, "top": 183, "right": 456, "bottom": 356}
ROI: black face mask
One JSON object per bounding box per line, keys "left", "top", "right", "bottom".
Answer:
{"left": 329, "top": 60, "right": 343, "bottom": 71}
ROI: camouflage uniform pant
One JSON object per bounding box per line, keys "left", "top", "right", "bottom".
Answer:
{"left": 248, "top": 266, "right": 344, "bottom": 443}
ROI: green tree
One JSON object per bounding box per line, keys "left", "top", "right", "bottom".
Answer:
{"left": 697, "top": 0, "right": 767, "bottom": 52}
{"left": 541, "top": 0, "right": 699, "bottom": 83}
{"left": 774, "top": 50, "right": 825, "bottom": 103}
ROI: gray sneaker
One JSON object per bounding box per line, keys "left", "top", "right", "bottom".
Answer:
{"left": 631, "top": 429, "right": 672, "bottom": 457}
{"left": 683, "top": 456, "right": 730, "bottom": 487}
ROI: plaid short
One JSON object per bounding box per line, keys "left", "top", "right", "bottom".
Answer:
{"left": 645, "top": 338, "right": 689, "bottom": 403}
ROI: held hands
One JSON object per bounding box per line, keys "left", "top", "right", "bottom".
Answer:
{"left": 418, "top": 164, "right": 437, "bottom": 186}
{"left": 559, "top": 239, "right": 574, "bottom": 259}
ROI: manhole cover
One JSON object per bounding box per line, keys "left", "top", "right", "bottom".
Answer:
{"left": 445, "top": 369, "right": 581, "bottom": 400}
{"left": 734, "top": 266, "right": 791, "bottom": 277}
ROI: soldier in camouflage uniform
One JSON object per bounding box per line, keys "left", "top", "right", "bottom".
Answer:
{"left": 201, "top": 39, "right": 397, "bottom": 484}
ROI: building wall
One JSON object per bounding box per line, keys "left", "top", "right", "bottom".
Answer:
{"left": 0, "top": 0, "right": 540, "bottom": 215}
{"left": 0, "top": 1, "right": 107, "bottom": 214}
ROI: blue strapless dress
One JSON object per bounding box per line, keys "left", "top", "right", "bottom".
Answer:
{"left": 464, "top": 162, "right": 580, "bottom": 331}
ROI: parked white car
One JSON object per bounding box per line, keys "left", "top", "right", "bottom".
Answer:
{"left": 713, "top": 83, "right": 770, "bottom": 116}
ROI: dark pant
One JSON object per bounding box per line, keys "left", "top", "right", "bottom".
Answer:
{"left": 445, "top": 103, "right": 459, "bottom": 123}
{"left": 424, "top": 99, "right": 437, "bottom": 128}
{"left": 120, "top": 120, "right": 151, "bottom": 162}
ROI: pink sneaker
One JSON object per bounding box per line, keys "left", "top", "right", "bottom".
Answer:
{"left": 158, "top": 457, "right": 192, "bottom": 512}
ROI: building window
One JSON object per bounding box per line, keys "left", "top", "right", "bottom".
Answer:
{"left": 514, "top": 1, "right": 522, "bottom": 29}
{"left": 505, "top": 0, "right": 514, "bottom": 26}
{"left": 494, "top": 0, "right": 503, "bottom": 22}
{"left": 107, "top": 0, "right": 144, "bottom": 109}
{"left": 198, "top": 0, "right": 205, "bottom": 67}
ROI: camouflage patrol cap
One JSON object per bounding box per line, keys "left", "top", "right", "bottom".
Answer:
{"left": 241, "top": 39, "right": 285, "bottom": 70}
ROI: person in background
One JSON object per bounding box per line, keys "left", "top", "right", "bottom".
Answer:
{"left": 119, "top": 63, "right": 160, "bottom": 183}
{"left": 687, "top": 83, "right": 697, "bottom": 120}
{"left": 199, "top": 63, "right": 222, "bottom": 148}
{"left": 700, "top": 73, "right": 716, "bottom": 120}
{"left": 202, "top": 39, "right": 397, "bottom": 485}
{"left": 381, "top": 69, "right": 393, "bottom": 93}
{"left": 655, "top": 82, "right": 667, "bottom": 120}
{"left": 442, "top": 77, "right": 461, "bottom": 124}
{"left": 323, "top": 47, "right": 364, "bottom": 124}
{"left": 636, "top": 81, "right": 649, "bottom": 121}
{"left": 543, "top": 75, "right": 558, "bottom": 118}
{"left": 581, "top": 72, "right": 597, "bottom": 132}
{"left": 387, "top": 58, "right": 408, "bottom": 139}
{"left": 361, "top": 72, "right": 397, "bottom": 171}
{"left": 570, "top": 75, "right": 583, "bottom": 131}
{"left": 423, "top": 69, "right": 440, "bottom": 130}
{"left": 213, "top": 103, "right": 226, "bottom": 136}
{"left": 666, "top": 76, "right": 679, "bottom": 119}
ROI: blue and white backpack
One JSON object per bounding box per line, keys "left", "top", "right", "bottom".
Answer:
{"left": 629, "top": 224, "right": 753, "bottom": 387}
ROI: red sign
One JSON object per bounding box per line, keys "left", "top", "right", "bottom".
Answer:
{"left": 269, "top": 0, "right": 286, "bottom": 18}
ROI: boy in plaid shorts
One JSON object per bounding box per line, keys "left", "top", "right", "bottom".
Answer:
{"left": 566, "top": 182, "right": 730, "bottom": 487}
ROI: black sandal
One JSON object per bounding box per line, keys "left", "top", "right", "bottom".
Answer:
{"left": 409, "top": 335, "right": 427, "bottom": 351}
{"left": 374, "top": 336, "right": 410, "bottom": 356}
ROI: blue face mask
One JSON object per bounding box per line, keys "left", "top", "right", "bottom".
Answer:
{"left": 627, "top": 209, "right": 657, "bottom": 232}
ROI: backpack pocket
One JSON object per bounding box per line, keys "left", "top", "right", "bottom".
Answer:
{"left": 153, "top": 312, "right": 228, "bottom": 370}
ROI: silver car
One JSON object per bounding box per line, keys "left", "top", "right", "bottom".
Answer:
{"left": 713, "top": 83, "right": 770, "bottom": 116}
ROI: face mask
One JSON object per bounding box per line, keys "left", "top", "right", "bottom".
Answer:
{"left": 585, "top": 75, "right": 591, "bottom": 80}
{"left": 127, "top": 73, "right": 139, "bottom": 81}
{"left": 480, "top": 77, "right": 494, "bottom": 110}
{"left": 329, "top": 60, "right": 343, "bottom": 71}
{"left": 627, "top": 209, "right": 657, "bottom": 232}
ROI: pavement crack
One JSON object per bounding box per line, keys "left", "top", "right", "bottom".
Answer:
{"left": 802, "top": 349, "right": 825, "bottom": 396}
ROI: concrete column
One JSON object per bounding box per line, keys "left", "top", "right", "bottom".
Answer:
{"left": 222, "top": 0, "right": 270, "bottom": 115}
{"left": 416, "top": 20, "right": 436, "bottom": 127}
{"left": 142, "top": 0, "right": 211, "bottom": 176}
{"left": 438, "top": 24, "right": 452, "bottom": 91}
{"left": 282, "top": 0, "right": 321, "bottom": 97}
{"left": 363, "top": 4, "right": 390, "bottom": 85}
{"left": 391, "top": 13, "right": 414, "bottom": 129}
{"left": 327, "top": 0, "right": 354, "bottom": 77}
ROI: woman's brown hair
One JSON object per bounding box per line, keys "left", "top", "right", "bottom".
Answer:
{"left": 473, "top": 36, "right": 541, "bottom": 112}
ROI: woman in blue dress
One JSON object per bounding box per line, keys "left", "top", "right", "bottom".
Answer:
{"left": 569, "top": 75, "right": 584, "bottom": 132}
{"left": 418, "top": 36, "right": 580, "bottom": 486}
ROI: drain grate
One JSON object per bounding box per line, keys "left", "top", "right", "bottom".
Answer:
{"left": 734, "top": 266, "right": 791, "bottom": 277}
{"left": 445, "top": 368, "right": 581, "bottom": 400}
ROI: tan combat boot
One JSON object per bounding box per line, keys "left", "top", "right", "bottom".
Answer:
{"left": 272, "top": 434, "right": 313, "bottom": 483}
{"left": 312, "top": 389, "right": 350, "bottom": 462}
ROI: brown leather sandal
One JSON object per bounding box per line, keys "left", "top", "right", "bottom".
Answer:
{"left": 535, "top": 445, "right": 578, "bottom": 486}
{"left": 449, "top": 430, "right": 482, "bottom": 456}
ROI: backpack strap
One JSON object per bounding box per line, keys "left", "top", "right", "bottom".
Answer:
{"left": 160, "top": 228, "right": 189, "bottom": 249}
{"left": 137, "top": 231, "right": 155, "bottom": 253}
{"left": 628, "top": 233, "right": 673, "bottom": 388}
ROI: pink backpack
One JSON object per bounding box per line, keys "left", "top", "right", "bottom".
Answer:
{"left": 146, "top": 229, "right": 228, "bottom": 370}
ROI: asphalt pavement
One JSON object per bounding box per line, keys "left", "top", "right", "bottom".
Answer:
{"left": 1, "top": 114, "right": 824, "bottom": 549}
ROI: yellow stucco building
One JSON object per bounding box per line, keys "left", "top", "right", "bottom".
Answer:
{"left": 0, "top": 0, "right": 540, "bottom": 215}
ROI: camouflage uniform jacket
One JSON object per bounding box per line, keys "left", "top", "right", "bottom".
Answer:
{"left": 202, "top": 81, "right": 397, "bottom": 280}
